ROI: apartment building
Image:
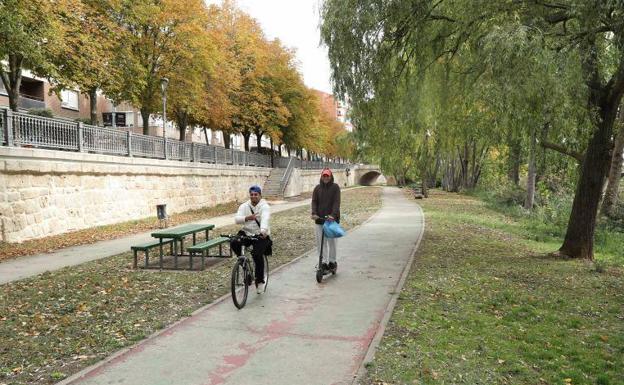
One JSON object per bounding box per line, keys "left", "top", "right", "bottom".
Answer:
{"left": 312, "top": 89, "right": 353, "bottom": 132}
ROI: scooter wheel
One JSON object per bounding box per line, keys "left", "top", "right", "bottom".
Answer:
{"left": 316, "top": 269, "right": 323, "bottom": 283}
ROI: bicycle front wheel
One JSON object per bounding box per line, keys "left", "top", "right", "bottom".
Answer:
{"left": 231, "top": 259, "right": 249, "bottom": 309}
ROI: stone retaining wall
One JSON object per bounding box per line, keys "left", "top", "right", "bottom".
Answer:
{"left": 283, "top": 168, "right": 356, "bottom": 198}
{"left": 0, "top": 148, "right": 375, "bottom": 243}
{"left": 0, "top": 147, "right": 271, "bottom": 243}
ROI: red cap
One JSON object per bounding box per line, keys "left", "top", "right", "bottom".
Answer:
{"left": 321, "top": 168, "right": 332, "bottom": 177}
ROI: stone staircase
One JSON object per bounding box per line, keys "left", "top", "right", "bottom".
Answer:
{"left": 263, "top": 168, "right": 287, "bottom": 199}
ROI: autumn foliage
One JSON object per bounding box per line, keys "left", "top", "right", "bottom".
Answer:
{"left": 0, "top": 0, "right": 349, "bottom": 159}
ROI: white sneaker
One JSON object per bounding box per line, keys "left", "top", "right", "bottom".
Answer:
{"left": 256, "top": 282, "right": 264, "bottom": 294}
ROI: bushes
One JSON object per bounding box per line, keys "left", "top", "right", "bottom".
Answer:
{"left": 27, "top": 108, "right": 54, "bottom": 118}
{"left": 74, "top": 117, "right": 95, "bottom": 125}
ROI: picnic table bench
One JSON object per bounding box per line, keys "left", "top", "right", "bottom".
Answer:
{"left": 149, "top": 223, "right": 216, "bottom": 269}
{"left": 131, "top": 239, "right": 174, "bottom": 269}
{"left": 186, "top": 236, "right": 231, "bottom": 270}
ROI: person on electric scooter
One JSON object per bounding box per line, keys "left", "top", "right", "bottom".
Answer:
{"left": 311, "top": 168, "right": 341, "bottom": 272}
{"left": 232, "top": 185, "right": 271, "bottom": 294}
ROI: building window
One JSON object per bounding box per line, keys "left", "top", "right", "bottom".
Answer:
{"left": 61, "top": 89, "right": 79, "bottom": 110}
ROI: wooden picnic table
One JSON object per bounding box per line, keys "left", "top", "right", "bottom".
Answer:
{"left": 151, "top": 223, "right": 215, "bottom": 269}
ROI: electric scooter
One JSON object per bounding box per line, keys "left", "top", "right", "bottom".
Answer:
{"left": 316, "top": 217, "right": 337, "bottom": 283}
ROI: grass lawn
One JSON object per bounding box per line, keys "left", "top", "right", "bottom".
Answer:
{"left": 0, "top": 187, "right": 381, "bottom": 385}
{"left": 364, "top": 189, "right": 624, "bottom": 385}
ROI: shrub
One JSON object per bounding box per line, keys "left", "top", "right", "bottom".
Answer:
{"left": 27, "top": 108, "right": 54, "bottom": 118}
{"left": 75, "top": 117, "right": 96, "bottom": 125}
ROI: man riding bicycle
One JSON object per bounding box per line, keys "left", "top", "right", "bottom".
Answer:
{"left": 232, "top": 185, "right": 271, "bottom": 294}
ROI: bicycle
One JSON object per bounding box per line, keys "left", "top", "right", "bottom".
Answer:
{"left": 221, "top": 233, "right": 269, "bottom": 309}
{"left": 314, "top": 217, "right": 337, "bottom": 283}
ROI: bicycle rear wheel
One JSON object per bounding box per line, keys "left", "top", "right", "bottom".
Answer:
{"left": 231, "top": 259, "right": 249, "bottom": 309}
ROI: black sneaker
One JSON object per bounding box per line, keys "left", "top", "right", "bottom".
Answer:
{"left": 321, "top": 262, "right": 329, "bottom": 271}
{"left": 329, "top": 262, "right": 337, "bottom": 271}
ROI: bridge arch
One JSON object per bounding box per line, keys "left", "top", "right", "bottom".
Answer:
{"left": 358, "top": 170, "right": 382, "bottom": 186}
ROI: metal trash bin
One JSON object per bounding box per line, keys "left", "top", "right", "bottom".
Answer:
{"left": 156, "top": 204, "right": 168, "bottom": 228}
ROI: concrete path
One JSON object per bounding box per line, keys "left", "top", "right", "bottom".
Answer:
{"left": 0, "top": 199, "right": 311, "bottom": 285}
{"left": 59, "top": 187, "right": 424, "bottom": 385}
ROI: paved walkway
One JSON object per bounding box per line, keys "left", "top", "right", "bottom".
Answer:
{"left": 59, "top": 187, "right": 424, "bottom": 385}
{"left": 0, "top": 199, "right": 312, "bottom": 284}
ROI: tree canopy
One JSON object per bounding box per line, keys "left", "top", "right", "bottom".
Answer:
{"left": 321, "top": 0, "right": 624, "bottom": 259}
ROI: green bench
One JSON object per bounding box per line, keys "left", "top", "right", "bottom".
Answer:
{"left": 151, "top": 223, "right": 215, "bottom": 269}
{"left": 186, "top": 236, "right": 232, "bottom": 270}
{"left": 131, "top": 239, "right": 174, "bottom": 269}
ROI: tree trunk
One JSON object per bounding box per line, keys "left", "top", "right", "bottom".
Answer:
{"left": 223, "top": 132, "right": 231, "bottom": 149}
{"left": 559, "top": 104, "right": 616, "bottom": 259}
{"left": 430, "top": 151, "right": 441, "bottom": 188}
{"left": 88, "top": 87, "right": 98, "bottom": 125}
{"left": 176, "top": 109, "right": 188, "bottom": 142}
{"left": 459, "top": 143, "right": 469, "bottom": 190}
{"left": 203, "top": 128, "right": 210, "bottom": 145}
{"left": 0, "top": 54, "right": 24, "bottom": 111}
{"left": 254, "top": 130, "right": 263, "bottom": 151}
{"left": 140, "top": 107, "right": 150, "bottom": 135}
{"left": 524, "top": 125, "right": 537, "bottom": 210}
{"left": 421, "top": 132, "right": 429, "bottom": 198}
{"left": 507, "top": 133, "right": 522, "bottom": 185}
{"left": 601, "top": 118, "right": 624, "bottom": 217}
{"left": 242, "top": 131, "right": 251, "bottom": 151}
{"left": 559, "top": 34, "right": 624, "bottom": 260}
{"left": 537, "top": 122, "right": 550, "bottom": 182}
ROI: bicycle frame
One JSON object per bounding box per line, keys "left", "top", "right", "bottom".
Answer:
{"left": 226, "top": 233, "right": 269, "bottom": 309}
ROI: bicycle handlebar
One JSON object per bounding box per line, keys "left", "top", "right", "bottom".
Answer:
{"left": 220, "top": 233, "right": 260, "bottom": 241}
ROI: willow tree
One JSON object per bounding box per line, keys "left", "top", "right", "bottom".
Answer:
{"left": 321, "top": 0, "right": 624, "bottom": 260}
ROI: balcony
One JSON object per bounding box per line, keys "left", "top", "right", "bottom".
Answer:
{"left": 18, "top": 95, "right": 46, "bottom": 110}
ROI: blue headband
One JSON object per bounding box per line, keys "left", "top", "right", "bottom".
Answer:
{"left": 249, "top": 185, "right": 262, "bottom": 194}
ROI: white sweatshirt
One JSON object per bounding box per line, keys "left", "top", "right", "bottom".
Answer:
{"left": 234, "top": 199, "right": 271, "bottom": 236}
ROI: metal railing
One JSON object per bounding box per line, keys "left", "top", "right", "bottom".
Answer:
{"left": 274, "top": 156, "right": 348, "bottom": 171}
{"left": 17, "top": 95, "right": 46, "bottom": 110}
{"left": 279, "top": 157, "right": 296, "bottom": 194}
{"left": 0, "top": 107, "right": 350, "bottom": 170}
{"left": 0, "top": 110, "right": 4, "bottom": 145}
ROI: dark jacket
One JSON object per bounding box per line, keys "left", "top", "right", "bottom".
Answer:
{"left": 311, "top": 174, "right": 341, "bottom": 224}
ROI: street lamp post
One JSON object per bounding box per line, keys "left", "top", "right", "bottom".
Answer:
{"left": 160, "top": 77, "right": 169, "bottom": 139}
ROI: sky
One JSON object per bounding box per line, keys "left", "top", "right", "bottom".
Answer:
{"left": 207, "top": 0, "right": 333, "bottom": 94}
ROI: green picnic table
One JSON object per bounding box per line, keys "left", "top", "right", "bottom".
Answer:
{"left": 151, "top": 223, "right": 215, "bottom": 269}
